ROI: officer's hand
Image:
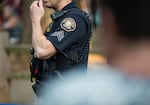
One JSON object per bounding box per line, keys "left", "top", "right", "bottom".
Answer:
{"left": 30, "top": 0, "right": 44, "bottom": 22}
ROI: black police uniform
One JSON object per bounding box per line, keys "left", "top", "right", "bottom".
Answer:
{"left": 31, "top": 2, "right": 91, "bottom": 97}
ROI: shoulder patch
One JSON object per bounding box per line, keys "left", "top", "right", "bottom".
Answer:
{"left": 60, "top": 18, "right": 76, "bottom": 32}
{"left": 51, "top": 31, "right": 64, "bottom": 42}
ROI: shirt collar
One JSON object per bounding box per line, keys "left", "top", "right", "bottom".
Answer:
{"left": 61, "top": 2, "right": 78, "bottom": 11}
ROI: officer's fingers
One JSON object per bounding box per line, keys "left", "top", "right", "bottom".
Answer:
{"left": 30, "top": 1, "right": 35, "bottom": 10}
{"left": 30, "top": 1, "right": 38, "bottom": 8}
{"left": 33, "top": 0, "right": 40, "bottom": 7}
{"left": 38, "top": 0, "right": 43, "bottom": 8}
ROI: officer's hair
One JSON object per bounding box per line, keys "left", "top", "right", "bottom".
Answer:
{"left": 99, "top": 0, "right": 150, "bottom": 41}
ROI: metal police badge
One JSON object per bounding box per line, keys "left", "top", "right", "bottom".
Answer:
{"left": 60, "top": 18, "right": 76, "bottom": 32}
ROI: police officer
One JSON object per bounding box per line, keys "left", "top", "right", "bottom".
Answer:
{"left": 30, "top": 0, "right": 91, "bottom": 96}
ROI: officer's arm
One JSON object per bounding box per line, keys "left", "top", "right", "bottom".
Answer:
{"left": 30, "top": 0, "right": 57, "bottom": 59}
{"left": 32, "top": 21, "right": 57, "bottom": 59}
{"left": 3, "top": 16, "right": 18, "bottom": 29}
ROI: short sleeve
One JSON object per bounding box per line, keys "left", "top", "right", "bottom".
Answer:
{"left": 46, "top": 15, "right": 87, "bottom": 52}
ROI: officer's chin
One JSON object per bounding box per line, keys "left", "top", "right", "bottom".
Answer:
{"left": 45, "top": 5, "right": 52, "bottom": 8}
{"left": 46, "top": 6, "right": 55, "bottom": 10}
{"left": 43, "top": 3, "right": 51, "bottom": 8}
{"left": 45, "top": 6, "right": 56, "bottom": 11}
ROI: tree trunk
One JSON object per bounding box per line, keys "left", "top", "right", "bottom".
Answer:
{"left": 21, "top": 0, "right": 32, "bottom": 44}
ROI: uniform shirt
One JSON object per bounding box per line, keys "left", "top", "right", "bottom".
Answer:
{"left": 44, "top": 2, "right": 90, "bottom": 73}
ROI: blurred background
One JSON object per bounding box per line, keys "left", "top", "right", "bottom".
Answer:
{"left": 0, "top": 0, "right": 106, "bottom": 104}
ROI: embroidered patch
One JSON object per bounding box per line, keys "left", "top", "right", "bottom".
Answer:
{"left": 60, "top": 18, "right": 76, "bottom": 32}
{"left": 51, "top": 31, "right": 64, "bottom": 42}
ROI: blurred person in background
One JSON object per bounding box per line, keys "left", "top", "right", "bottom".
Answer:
{"left": 90, "top": 0, "right": 101, "bottom": 28}
{"left": 2, "top": 5, "right": 22, "bottom": 45}
{"left": 90, "top": 0, "right": 98, "bottom": 28}
{"left": 0, "top": 11, "right": 3, "bottom": 29}
{"left": 4, "top": 0, "right": 23, "bottom": 19}
{"left": 0, "top": 1, "right": 4, "bottom": 29}
{"left": 38, "top": 0, "right": 150, "bottom": 105}
{"left": 101, "top": 0, "right": 150, "bottom": 77}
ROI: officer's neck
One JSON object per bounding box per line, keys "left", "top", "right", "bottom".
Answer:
{"left": 108, "top": 39, "right": 150, "bottom": 78}
{"left": 55, "top": 1, "right": 72, "bottom": 11}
